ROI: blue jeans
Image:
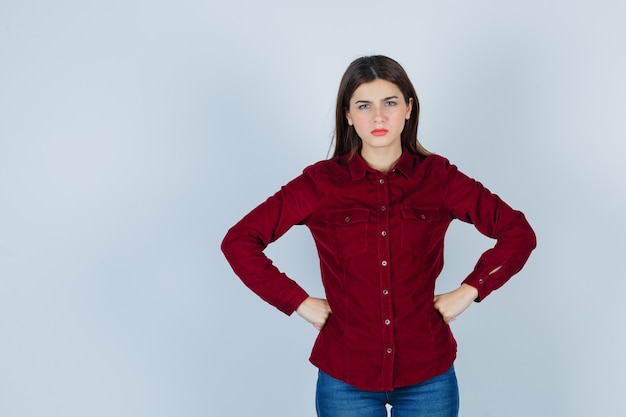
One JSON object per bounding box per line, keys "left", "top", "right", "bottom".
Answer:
{"left": 315, "top": 366, "right": 459, "bottom": 417}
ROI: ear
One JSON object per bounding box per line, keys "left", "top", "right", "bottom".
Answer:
{"left": 405, "top": 97, "right": 413, "bottom": 120}
{"left": 345, "top": 109, "right": 354, "bottom": 126}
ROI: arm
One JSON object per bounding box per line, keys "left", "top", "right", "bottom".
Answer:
{"left": 441, "top": 159, "right": 537, "bottom": 303}
{"left": 221, "top": 169, "right": 320, "bottom": 316}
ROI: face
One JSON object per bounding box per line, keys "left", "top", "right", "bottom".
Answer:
{"left": 345, "top": 79, "right": 413, "bottom": 155}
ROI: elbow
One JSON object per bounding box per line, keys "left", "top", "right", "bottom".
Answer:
{"left": 220, "top": 227, "right": 237, "bottom": 261}
{"left": 526, "top": 217, "right": 538, "bottom": 251}
{"left": 515, "top": 211, "right": 537, "bottom": 252}
{"left": 221, "top": 224, "right": 265, "bottom": 262}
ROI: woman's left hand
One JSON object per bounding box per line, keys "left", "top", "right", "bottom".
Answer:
{"left": 434, "top": 284, "right": 479, "bottom": 324}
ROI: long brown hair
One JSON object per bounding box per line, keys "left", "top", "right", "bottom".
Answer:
{"left": 332, "top": 55, "right": 430, "bottom": 160}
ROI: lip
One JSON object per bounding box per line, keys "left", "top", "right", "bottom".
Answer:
{"left": 371, "top": 129, "right": 389, "bottom": 136}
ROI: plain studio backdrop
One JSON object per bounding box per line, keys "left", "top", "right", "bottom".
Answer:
{"left": 1, "top": 1, "right": 624, "bottom": 416}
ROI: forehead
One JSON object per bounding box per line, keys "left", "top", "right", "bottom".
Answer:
{"left": 350, "top": 79, "right": 403, "bottom": 102}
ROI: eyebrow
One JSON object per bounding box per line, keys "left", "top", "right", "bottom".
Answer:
{"left": 354, "top": 95, "right": 400, "bottom": 104}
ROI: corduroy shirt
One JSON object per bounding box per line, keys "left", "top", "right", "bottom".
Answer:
{"left": 221, "top": 150, "right": 536, "bottom": 391}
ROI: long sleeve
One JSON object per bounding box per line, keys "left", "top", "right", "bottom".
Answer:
{"left": 442, "top": 160, "right": 537, "bottom": 301}
{"left": 221, "top": 168, "right": 320, "bottom": 315}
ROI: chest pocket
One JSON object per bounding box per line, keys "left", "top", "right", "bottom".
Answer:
{"left": 328, "top": 208, "right": 370, "bottom": 258}
{"left": 400, "top": 207, "right": 442, "bottom": 249}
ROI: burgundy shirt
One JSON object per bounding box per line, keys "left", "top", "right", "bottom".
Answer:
{"left": 221, "top": 150, "right": 536, "bottom": 391}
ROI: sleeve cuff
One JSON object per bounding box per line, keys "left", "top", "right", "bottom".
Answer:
{"left": 279, "top": 286, "right": 310, "bottom": 316}
{"left": 462, "top": 271, "right": 490, "bottom": 302}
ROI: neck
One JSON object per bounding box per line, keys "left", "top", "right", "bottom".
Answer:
{"left": 360, "top": 146, "right": 403, "bottom": 174}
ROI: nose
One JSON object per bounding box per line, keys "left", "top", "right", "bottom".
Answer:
{"left": 373, "top": 105, "right": 385, "bottom": 123}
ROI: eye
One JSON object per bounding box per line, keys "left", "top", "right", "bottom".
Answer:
{"left": 385, "top": 101, "right": 397, "bottom": 106}
{"left": 358, "top": 103, "right": 370, "bottom": 110}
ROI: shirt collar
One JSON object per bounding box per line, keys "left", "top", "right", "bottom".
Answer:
{"left": 346, "top": 149, "right": 417, "bottom": 181}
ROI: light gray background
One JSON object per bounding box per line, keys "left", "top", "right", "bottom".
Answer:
{"left": 1, "top": 1, "right": 624, "bottom": 416}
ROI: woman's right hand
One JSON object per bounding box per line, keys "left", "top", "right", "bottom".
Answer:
{"left": 296, "top": 297, "right": 332, "bottom": 330}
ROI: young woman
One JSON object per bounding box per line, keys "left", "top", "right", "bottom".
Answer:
{"left": 221, "top": 55, "right": 536, "bottom": 417}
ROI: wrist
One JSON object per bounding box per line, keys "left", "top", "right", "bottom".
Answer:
{"left": 460, "top": 283, "right": 479, "bottom": 301}
{"left": 296, "top": 297, "right": 310, "bottom": 314}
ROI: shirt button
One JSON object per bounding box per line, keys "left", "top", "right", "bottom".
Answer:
{"left": 379, "top": 178, "right": 385, "bottom": 184}
{"left": 382, "top": 289, "right": 389, "bottom": 295}
{"left": 381, "top": 230, "right": 387, "bottom": 237}
{"left": 381, "top": 260, "right": 388, "bottom": 267}
{"left": 344, "top": 216, "right": 350, "bottom": 223}
{"left": 384, "top": 319, "right": 391, "bottom": 325}
{"left": 421, "top": 214, "right": 426, "bottom": 220}
{"left": 387, "top": 348, "right": 393, "bottom": 354}
{"left": 479, "top": 279, "right": 485, "bottom": 284}
{"left": 381, "top": 205, "right": 386, "bottom": 211}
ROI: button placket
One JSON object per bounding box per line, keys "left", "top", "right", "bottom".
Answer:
{"left": 376, "top": 173, "right": 395, "bottom": 385}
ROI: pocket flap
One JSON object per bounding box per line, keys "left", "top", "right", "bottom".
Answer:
{"left": 400, "top": 207, "right": 440, "bottom": 222}
{"left": 329, "top": 208, "right": 370, "bottom": 225}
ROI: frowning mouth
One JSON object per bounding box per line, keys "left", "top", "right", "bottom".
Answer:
{"left": 371, "top": 129, "right": 389, "bottom": 136}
